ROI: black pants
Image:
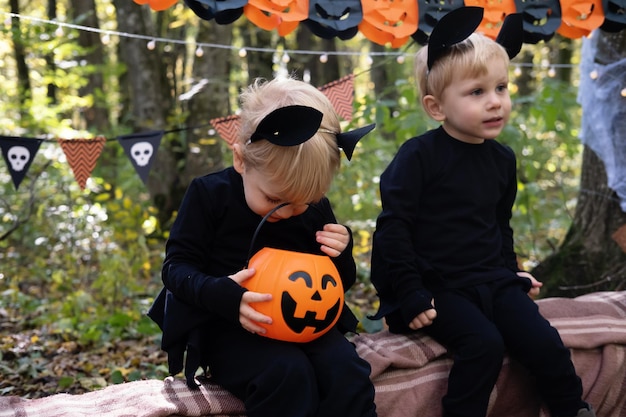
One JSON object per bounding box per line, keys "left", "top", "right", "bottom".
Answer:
{"left": 205, "top": 325, "right": 377, "bottom": 417}
{"left": 392, "top": 279, "right": 585, "bottom": 417}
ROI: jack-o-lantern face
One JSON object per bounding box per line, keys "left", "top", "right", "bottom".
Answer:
{"left": 281, "top": 271, "right": 342, "bottom": 334}
{"left": 513, "top": 0, "right": 562, "bottom": 43}
{"left": 359, "top": 0, "right": 419, "bottom": 47}
{"left": 244, "top": 0, "right": 308, "bottom": 36}
{"left": 601, "top": 0, "right": 626, "bottom": 32}
{"left": 243, "top": 247, "right": 344, "bottom": 343}
{"left": 184, "top": 0, "right": 246, "bottom": 24}
{"left": 557, "top": 0, "right": 604, "bottom": 38}
{"left": 413, "top": 0, "right": 464, "bottom": 45}
{"left": 464, "top": 0, "right": 517, "bottom": 40}
{"left": 304, "top": 0, "right": 363, "bottom": 40}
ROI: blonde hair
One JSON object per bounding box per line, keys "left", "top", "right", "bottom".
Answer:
{"left": 236, "top": 76, "right": 341, "bottom": 205}
{"left": 414, "top": 32, "right": 510, "bottom": 112}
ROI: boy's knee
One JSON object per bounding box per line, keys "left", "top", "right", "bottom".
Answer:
{"left": 465, "top": 333, "right": 505, "bottom": 361}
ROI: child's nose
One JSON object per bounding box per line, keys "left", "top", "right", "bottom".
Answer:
{"left": 487, "top": 93, "right": 502, "bottom": 108}
{"left": 276, "top": 203, "right": 307, "bottom": 219}
{"left": 275, "top": 204, "right": 296, "bottom": 219}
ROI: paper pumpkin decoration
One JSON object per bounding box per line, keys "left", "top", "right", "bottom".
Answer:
{"left": 413, "top": 0, "right": 464, "bottom": 45}
{"left": 464, "top": 0, "right": 517, "bottom": 39}
{"left": 184, "top": 0, "right": 247, "bottom": 24}
{"left": 243, "top": 247, "right": 344, "bottom": 343}
{"left": 133, "top": 0, "right": 178, "bottom": 11}
{"left": 304, "top": 0, "right": 363, "bottom": 40}
{"left": 514, "top": 0, "right": 563, "bottom": 43}
{"left": 557, "top": 0, "right": 604, "bottom": 38}
{"left": 244, "top": 0, "right": 309, "bottom": 36}
{"left": 358, "top": 0, "right": 419, "bottom": 47}
{"left": 600, "top": 0, "right": 626, "bottom": 32}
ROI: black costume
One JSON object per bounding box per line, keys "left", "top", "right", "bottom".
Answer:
{"left": 148, "top": 167, "right": 376, "bottom": 417}
{"left": 370, "top": 127, "right": 585, "bottom": 417}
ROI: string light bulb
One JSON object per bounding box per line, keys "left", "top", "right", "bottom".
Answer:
{"left": 195, "top": 46, "right": 204, "bottom": 57}
{"left": 396, "top": 55, "right": 405, "bottom": 64}
{"left": 238, "top": 48, "right": 247, "bottom": 57}
{"left": 282, "top": 53, "right": 290, "bottom": 63}
{"left": 147, "top": 39, "right": 156, "bottom": 50}
{"left": 621, "top": 88, "right": 626, "bottom": 98}
{"left": 548, "top": 66, "right": 556, "bottom": 77}
{"left": 101, "top": 33, "right": 110, "bottom": 45}
{"left": 589, "top": 69, "right": 598, "bottom": 80}
{"left": 319, "top": 54, "right": 328, "bottom": 63}
{"left": 55, "top": 25, "right": 64, "bottom": 37}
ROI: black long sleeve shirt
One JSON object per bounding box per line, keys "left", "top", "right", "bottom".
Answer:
{"left": 370, "top": 127, "right": 522, "bottom": 324}
{"left": 148, "top": 167, "right": 358, "bottom": 384}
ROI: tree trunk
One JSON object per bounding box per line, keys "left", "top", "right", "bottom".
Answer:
{"left": 69, "top": 0, "right": 109, "bottom": 132}
{"left": 9, "top": 0, "right": 31, "bottom": 123}
{"left": 46, "top": 0, "right": 58, "bottom": 104}
{"left": 531, "top": 30, "right": 626, "bottom": 296}
{"left": 113, "top": 0, "right": 178, "bottom": 226}
{"left": 179, "top": 21, "right": 232, "bottom": 189}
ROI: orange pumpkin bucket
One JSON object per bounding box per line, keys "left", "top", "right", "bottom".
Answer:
{"left": 244, "top": 247, "right": 344, "bottom": 343}
{"left": 241, "top": 202, "right": 344, "bottom": 343}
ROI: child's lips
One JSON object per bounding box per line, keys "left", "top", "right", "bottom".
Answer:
{"left": 484, "top": 117, "right": 503, "bottom": 126}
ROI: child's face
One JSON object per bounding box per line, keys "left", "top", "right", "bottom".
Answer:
{"left": 433, "top": 57, "right": 511, "bottom": 143}
{"left": 240, "top": 166, "right": 309, "bottom": 222}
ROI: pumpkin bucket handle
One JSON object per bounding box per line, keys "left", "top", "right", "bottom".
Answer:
{"left": 245, "top": 202, "right": 330, "bottom": 268}
{"left": 245, "top": 202, "right": 290, "bottom": 268}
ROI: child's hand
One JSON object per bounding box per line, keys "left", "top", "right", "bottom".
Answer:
{"left": 517, "top": 271, "right": 543, "bottom": 299}
{"left": 316, "top": 223, "right": 350, "bottom": 257}
{"left": 408, "top": 299, "right": 437, "bottom": 330}
{"left": 229, "top": 268, "right": 273, "bottom": 334}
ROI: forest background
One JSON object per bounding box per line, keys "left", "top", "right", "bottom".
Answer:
{"left": 1, "top": 0, "right": 625, "bottom": 399}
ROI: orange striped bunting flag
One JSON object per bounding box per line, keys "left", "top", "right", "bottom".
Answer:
{"left": 57, "top": 136, "right": 106, "bottom": 190}
{"left": 319, "top": 74, "right": 355, "bottom": 121}
{"left": 210, "top": 115, "right": 241, "bottom": 148}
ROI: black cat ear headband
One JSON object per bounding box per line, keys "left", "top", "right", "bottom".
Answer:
{"left": 427, "top": 6, "right": 524, "bottom": 71}
{"left": 247, "top": 105, "right": 376, "bottom": 161}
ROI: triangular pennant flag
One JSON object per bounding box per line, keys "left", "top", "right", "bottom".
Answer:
{"left": 57, "top": 136, "right": 106, "bottom": 190}
{"left": 319, "top": 74, "right": 355, "bottom": 121}
{"left": 0, "top": 136, "right": 43, "bottom": 190}
{"left": 211, "top": 115, "right": 241, "bottom": 148}
{"left": 118, "top": 130, "right": 164, "bottom": 185}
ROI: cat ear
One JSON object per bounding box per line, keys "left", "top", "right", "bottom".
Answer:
{"left": 335, "top": 124, "right": 376, "bottom": 161}
{"left": 496, "top": 13, "right": 524, "bottom": 59}
{"left": 249, "top": 106, "right": 323, "bottom": 146}
{"left": 427, "top": 6, "right": 484, "bottom": 70}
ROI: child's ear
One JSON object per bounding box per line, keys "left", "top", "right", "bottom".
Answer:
{"left": 232, "top": 143, "right": 245, "bottom": 174}
{"left": 422, "top": 95, "right": 446, "bottom": 122}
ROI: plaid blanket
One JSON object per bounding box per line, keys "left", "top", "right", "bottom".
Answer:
{"left": 1, "top": 291, "right": 625, "bottom": 417}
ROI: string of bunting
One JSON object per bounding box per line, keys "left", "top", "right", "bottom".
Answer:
{"left": 136, "top": 0, "right": 626, "bottom": 46}
{"left": 0, "top": 75, "right": 355, "bottom": 192}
